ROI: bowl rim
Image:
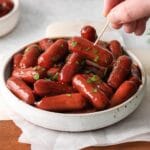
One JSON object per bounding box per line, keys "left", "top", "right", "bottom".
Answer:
{"left": 0, "top": 0, "right": 19, "bottom": 21}
{"left": 0, "top": 37, "right": 147, "bottom": 117}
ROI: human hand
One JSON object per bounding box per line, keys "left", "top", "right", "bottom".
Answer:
{"left": 103, "top": 0, "right": 150, "bottom": 35}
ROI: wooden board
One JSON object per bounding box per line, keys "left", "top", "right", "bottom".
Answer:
{"left": 0, "top": 120, "right": 150, "bottom": 150}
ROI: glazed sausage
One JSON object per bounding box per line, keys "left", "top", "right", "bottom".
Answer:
{"left": 35, "top": 93, "right": 86, "bottom": 112}
{"left": 38, "top": 38, "right": 53, "bottom": 51}
{"left": 38, "top": 39, "right": 68, "bottom": 69}
{"left": 85, "top": 60, "right": 108, "bottom": 78}
{"left": 20, "top": 44, "right": 41, "bottom": 68}
{"left": 13, "top": 53, "right": 23, "bottom": 69}
{"left": 73, "top": 74, "right": 109, "bottom": 110}
{"left": 6, "top": 77, "right": 35, "bottom": 104}
{"left": 34, "top": 79, "right": 75, "bottom": 96}
{"left": 97, "top": 82, "right": 114, "bottom": 99}
{"left": 59, "top": 53, "right": 83, "bottom": 83}
{"left": 129, "top": 76, "right": 142, "bottom": 87}
{"left": 12, "top": 66, "right": 46, "bottom": 83}
{"left": 81, "top": 25, "right": 97, "bottom": 42}
{"left": 107, "top": 55, "right": 132, "bottom": 89}
{"left": 68, "top": 37, "right": 113, "bottom": 67}
{"left": 110, "top": 80, "right": 138, "bottom": 107}
{"left": 109, "top": 40, "right": 122, "bottom": 59}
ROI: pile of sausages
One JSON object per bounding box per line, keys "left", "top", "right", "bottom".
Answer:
{"left": 0, "top": 0, "right": 14, "bottom": 17}
{"left": 6, "top": 25, "right": 142, "bottom": 113}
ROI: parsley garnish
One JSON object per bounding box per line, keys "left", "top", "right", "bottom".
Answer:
{"left": 87, "top": 75, "right": 100, "bottom": 83}
{"left": 71, "top": 41, "right": 78, "bottom": 47}
{"left": 52, "top": 72, "right": 59, "bottom": 81}
{"left": 33, "top": 73, "right": 40, "bottom": 80}
{"left": 93, "top": 56, "right": 99, "bottom": 63}
{"left": 92, "top": 88, "right": 98, "bottom": 93}
{"left": 85, "top": 47, "right": 90, "bottom": 51}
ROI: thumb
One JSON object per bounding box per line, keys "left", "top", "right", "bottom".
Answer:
{"left": 107, "top": 0, "right": 150, "bottom": 24}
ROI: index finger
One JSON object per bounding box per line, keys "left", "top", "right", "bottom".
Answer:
{"left": 103, "top": 0, "right": 123, "bottom": 16}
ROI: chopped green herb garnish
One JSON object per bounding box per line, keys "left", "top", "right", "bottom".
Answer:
{"left": 71, "top": 41, "right": 78, "bottom": 47}
{"left": 33, "top": 73, "right": 40, "bottom": 80}
{"left": 66, "top": 93, "right": 72, "bottom": 97}
{"left": 93, "top": 49, "right": 99, "bottom": 54}
{"left": 52, "top": 72, "right": 59, "bottom": 81}
{"left": 93, "top": 56, "right": 99, "bottom": 63}
{"left": 92, "top": 88, "right": 98, "bottom": 93}
{"left": 24, "top": 47, "right": 30, "bottom": 53}
{"left": 87, "top": 75, "right": 100, "bottom": 83}
{"left": 85, "top": 47, "right": 90, "bottom": 51}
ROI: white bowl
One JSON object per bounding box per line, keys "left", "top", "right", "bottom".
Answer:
{"left": 0, "top": 0, "right": 20, "bottom": 37}
{"left": 0, "top": 38, "right": 146, "bottom": 132}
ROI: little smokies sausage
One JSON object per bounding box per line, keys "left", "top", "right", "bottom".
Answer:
{"left": 20, "top": 44, "right": 41, "bottom": 68}
{"left": 68, "top": 37, "right": 113, "bottom": 67}
{"left": 34, "top": 79, "right": 75, "bottom": 96}
{"left": 110, "top": 80, "right": 138, "bottom": 107}
{"left": 12, "top": 66, "right": 46, "bottom": 83}
{"left": 107, "top": 55, "right": 132, "bottom": 89}
{"left": 59, "top": 53, "right": 83, "bottom": 83}
{"left": 129, "top": 76, "right": 142, "bottom": 87}
{"left": 80, "top": 25, "right": 97, "bottom": 42}
{"left": 97, "top": 82, "right": 114, "bottom": 99}
{"left": 109, "top": 40, "right": 122, "bottom": 59}
{"left": 35, "top": 93, "right": 86, "bottom": 112}
{"left": 85, "top": 60, "right": 108, "bottom": 78}
{"left": 13, "top": 53, "right": 23, "bottom": 69}
{"left": 6, "top": 77, "right": 35, "bottom": 104}
{"left": 38, "top": 38, "right": 53, "bottom": 51}
{"left": 38, "top": 39, "right": 68, "bottom": 69}
{"left": 73, "top": 74, "right": 109, "bottom": 110}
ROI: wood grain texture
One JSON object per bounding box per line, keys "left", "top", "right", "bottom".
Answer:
{"left": 0, "top": 120, "right": 150, "bottom": 150}
{"left": 0, "top": 120, "right": 30, "bottom": 150}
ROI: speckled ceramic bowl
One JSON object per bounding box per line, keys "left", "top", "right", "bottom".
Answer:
{"left": 0, "top": 31, "right": 146, "bottom": 132}
{"left": 0, "top": 0, "right": 20, "bottom": 37}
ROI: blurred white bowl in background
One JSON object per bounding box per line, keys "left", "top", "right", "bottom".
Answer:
{"left": 0, "top": 0, "right": 20, "bottom": 37}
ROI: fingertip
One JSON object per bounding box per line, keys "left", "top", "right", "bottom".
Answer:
{"left": 134, "top": 18, "right": 147, "bottom": 36}
{"left": 111, "top": 23, "right": 122, "bottom": 29}
{"left": 123, "top": 22, "right": 137, "bottom": 33}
